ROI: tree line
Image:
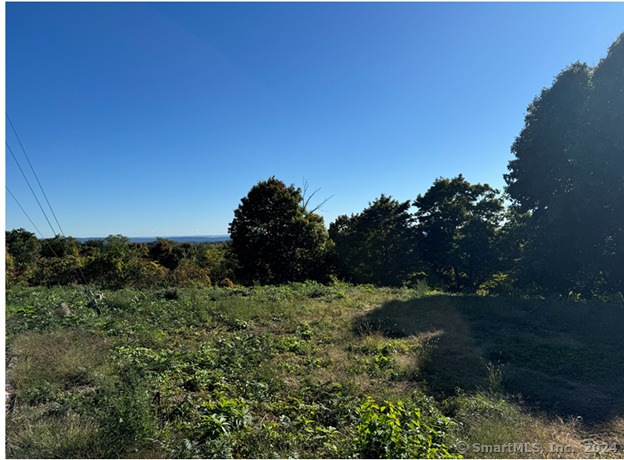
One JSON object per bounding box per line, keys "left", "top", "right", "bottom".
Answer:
{"left": 5, "top": 230, "right": 235, "bottom": 289}
{"left": 6, "top": 33, "right": 623, "bottom": 300}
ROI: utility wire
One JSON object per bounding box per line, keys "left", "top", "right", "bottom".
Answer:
{"left": 6, "top": 116, "right": 95, "bottom": 297}
{"left": 6, "top": 186, "right": 49, "bottom": 246}
{"left": 6, "top": 112, "right": 65, "bottom": 235}
{"left": 6, "top": 141, "right": 59, "bottom": 236}
{"left": 7, "top": 186, "right": 93, "bottom": 290}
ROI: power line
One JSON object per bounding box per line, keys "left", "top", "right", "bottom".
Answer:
{"left": 6, "top": 112, "right": 65, "bottom": 235}
{"left": 7, "top": 186, "right": 93, "bottom": 289}
{"left": 5, "top": 115, "right": 95, "bottom": 291}
{"left": 6, "top": 141, "right": 59, "bottom": 236}
{"left": 6, "top": 186, "right": 49, "bottom": 245}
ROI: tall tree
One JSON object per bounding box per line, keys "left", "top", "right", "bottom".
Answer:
{"left": 505, "top": 63, "right": 593, "bottom": 214}
{"left": 414, "top": 175, "right": 504, "bottom": 292}
{"left": 40, "top": 235, "right": 81, "bottom": 258}
{"left": 329, "top": 195, "right": 416, "bottom": 286}
{"left": 229, "top": 177, "right": 331, "bottom": 284}
{"left": 505, "top": 33, "right": 624, "bottom": 296}
{"left": 586, "top": 33, "right": 624, "bottom": 293}
{"left": 6, "top": 228, "right": 41, "bottom": 266}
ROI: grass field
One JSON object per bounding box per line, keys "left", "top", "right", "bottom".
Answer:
{"left": 5, "top": 283, "right": 624, "bottom": 458}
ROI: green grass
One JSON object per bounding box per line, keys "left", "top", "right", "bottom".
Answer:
{"left": 5, "top": 283, "right": 624, "bottom": 458}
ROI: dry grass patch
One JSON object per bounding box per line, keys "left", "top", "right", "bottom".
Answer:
{"left": 9, "top": 329, "right": 110, "bottom": 403}
{"left": 460, "top": 408, "right": 622, "bottom": 459}
{"left": 6, "top": 404, "right": 104, "bottom": 459}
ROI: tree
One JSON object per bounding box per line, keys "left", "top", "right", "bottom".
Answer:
{"left": 414, "top": 175, "right": 504, "bottom": 292}
{"left": 329, "top": 195, "right": 417, "bottom": 286}
{"left": 148, "top": 238, "right": 180, "bottom": 270}
{"left": 228, "top": 177, "right": 332, "bottom": 284}
{"left": 505, "top": 33, "right": 624, "bottom": 296}
{"left": 6, "top": 228, "right": 41, "bottom": 266}
{"left": 40, "top": 235, "right": 81, "bottom": 258}
{"left": 197, "top": 241, "right": 237, "bottom": 283}
{"left": 84, "top": 235, "right": 155, "bottom": 289}
{"left": 586, "top": 33, "right": 624, "bottom": 294}
{"left": 504, "top": 63, "right": 593, "bottom": 214}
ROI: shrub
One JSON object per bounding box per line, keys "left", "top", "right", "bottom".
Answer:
{"left": 169, "top": 260, "right": 211, "bottom": 287}
{"left": 219, "top": 278, "right": 235, "bottom": 288}
{"left": 353, "top": 397, "right": 457, "bottom": 458}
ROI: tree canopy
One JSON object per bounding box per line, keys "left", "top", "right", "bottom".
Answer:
{"left": 5, "top": 35, "right": 623, "bottom": 299}
{"left": 414, "top": 175, "right": 504, "bottom": 292}
{"left": 329, "top": 195, "right": 416, "bottom": 286}
{"left": 228, "top": 177, "right": 331, "bottom": 285}
{"left": 505, "top": 33, "right": 624, "bottom": 296}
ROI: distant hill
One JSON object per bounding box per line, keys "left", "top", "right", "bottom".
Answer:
{"left": 75, "top": 235, "right": 230, "bottom": 244}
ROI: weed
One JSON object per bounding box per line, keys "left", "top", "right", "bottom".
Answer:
{"left": 353, "top": 396, "right": 457, "bottom": 458}
{"left": 6, "top": 285, "right": 624, "bottom": 458}
{"left": 485, "top": 361, "right": 505, "bottom": 394}
{"left": 9, "top": 329, "right": 109, "bottom": 404}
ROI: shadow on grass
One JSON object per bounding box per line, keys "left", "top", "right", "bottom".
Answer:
{"left": 359, "top": 295, "right": 624, "bottom": 423}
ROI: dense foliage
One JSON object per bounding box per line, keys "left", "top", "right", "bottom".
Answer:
{"left": 7, "top": 284, "right": 623, "bottom": 458}
{"left": 414, "top": 175, "right": 505, "bottom": 293}
{"left": 228, "top": 177, "right": 332, "bottom": 285}
{"left": 5, "top": 33, "right": 624, "bottom": 300}
{"left": 329, "top": 195, "right": 416, "bottom": 287}
{"left": 6, "top": 230, "right": 234, "bottom": 290}
{"left": 505, "top": 33, "right": 624, "bottom": 297}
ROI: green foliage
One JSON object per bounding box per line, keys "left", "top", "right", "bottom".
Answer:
{"left": 229, "top": 177, "right": 332, "bottom": 284}
{"left": 169, "top": 260, "right": 211, "bottom": 287}
{"left": 330, "top": 195, "right": 417, "bottom": 286}
{"left": 6, "top": 229, "right": 42, "bottom": 286}
{"left": 7, "top": 285, "right": 623, "bottom": 458}
{"left": 6, "top": 228, "right": 41, "bottom": 266}
{"left": 414, "top": 175, "right": 505, "bottom": 292}
{"left": 198, "top": 241, "right": 236, "bottom": 282}
{"left": 40, "top": 235, "right": 81, "bottom": 258}
{"left": 354, "top": 397, "right": 457, "bottom": 458}
{"left": 31, "top": 255, "right": 85, "bottom": 286}
{"left": 5, "top": 229, "right": 239, "bottom": 289}
{"left": 96, "top": 364, "right": 157, "bottom": 456}
{"left": 505, "top": 33, "right": 624, "bottom": 297}
{"left": 349, "top": 343, "right": 401, "bottom": 379}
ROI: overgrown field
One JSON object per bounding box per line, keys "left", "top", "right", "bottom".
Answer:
{"left": 5, "top": 283, "right": 624, "bottom": 458}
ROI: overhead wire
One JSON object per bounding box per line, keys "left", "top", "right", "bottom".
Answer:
{"left": 6, "top": 186, "right": 50, "bottom": 246}
{"left": 7, "top": 112, "right": 65, "bottom": 235}
{"left": 6, "top": 141, "right": 59, "bottom": 236}
{"left": 5, "top": 116, "right": 93, "bottom": 292}
{"left": 7, "top": 186, "right": 93, "bottom": 289}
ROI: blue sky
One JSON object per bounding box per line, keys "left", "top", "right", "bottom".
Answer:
{"left": 5, "top": 2, "right": 624, "bottom": 237}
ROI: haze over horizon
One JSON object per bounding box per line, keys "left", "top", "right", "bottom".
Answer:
{"left": 6, "top": 2, "right": 624, "bottom": 238}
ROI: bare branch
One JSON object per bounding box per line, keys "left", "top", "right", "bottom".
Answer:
{"left": 309, "top": 194, "right": 334, "bottom": 213}
{"left": 301, "top": 177, "right": 333, "bottom": 213}
{"left": 304, "top": 187, "right": 321, "bottom": 209}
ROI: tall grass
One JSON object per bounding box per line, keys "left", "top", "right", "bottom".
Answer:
{"left": 5, "top": 284, "right": 624, "bottom": 458}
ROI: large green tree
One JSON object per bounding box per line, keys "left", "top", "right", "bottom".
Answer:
{"left": 414, "top": 175, "right": 505, "bottom": 292}
{"left": 6, "top": 228, "right": 41, "bottom": 266}
{"left": 40, "top": 235, "right": 81, "bottom": 258}
{"left": 6, "top": 228, "right": 41, "bottom": 285}
{"left": 329, "top": 195, "right": 416, "bottom": 286}
{"left": 587, "top": 33, "right": 624, "bottom": 293}
{"left": 229, "top": 177, "right": 331, "bottom": 284}
{"left": 505, "top": 33, "right": 624, "bottom": 296}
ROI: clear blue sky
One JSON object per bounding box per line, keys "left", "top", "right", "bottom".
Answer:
{"left": 5, "top": 2, "right": 624, "bottom": 238}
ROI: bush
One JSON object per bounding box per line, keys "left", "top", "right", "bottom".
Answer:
{"left": 219, "top": 278, "right": 235, "bottom": 288}
{"left": 353, "top": 397, "right": 457, "bottom": 458}
{"left": 169, "top": 260, "right": 211, "bottom": 287}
